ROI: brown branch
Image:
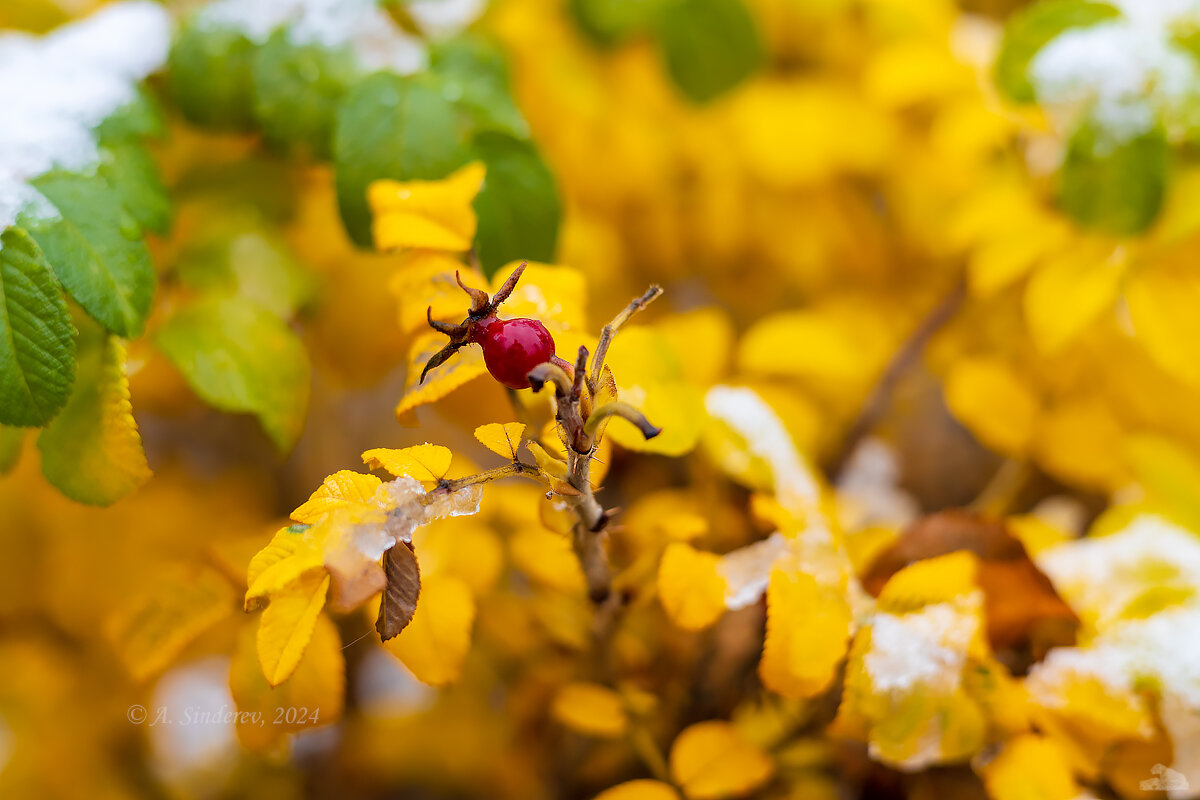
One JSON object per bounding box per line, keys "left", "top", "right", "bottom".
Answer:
{"left": 827, "top": 276, "right": 967, "bottom": 481}
{"left": 588, "top": 285, "right": 663, "bottom": 394}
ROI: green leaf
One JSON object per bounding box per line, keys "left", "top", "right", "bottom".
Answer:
{"left": 430, "top": 35, "right": 529, "bottom": 139}
{"left": 0, "top": 227, "right": 76, "bottom": 427}
{"left": 252, "top": 30, "right": 361, "bottom": 158}
{"left": 156, "top": 295, "right": 311, "bottom": 451}
{"left": 168, "top": 20, "right": 259, "bottom": 129}
{"left": 994, "top": 0, "right": 1120, "bottom": 104}
{"left": 470, "top": 132, "right": 561, "bottom": 278}
{"left": 653, "top": 0, "right": 764, "bottom": 103}
{"left": 95, "top": 88, "right": 167, "bottom": 143}
{"left": 570, "top": 0, "right": 669, "bottom": 47}
{"left": 99, "top": 142, "right": 172, "bottom": 236}
{"left": 24, "top": 170, "right": 156, "bottom": 338}
{"left": 334, "top": 72, "right": 469, "bottom": 247}
{"left": 38, "top": 318, "right": 151, "bottom": 506}
{"left": 1059, "top": 121, "right": 1168, "bottom": 236}
{"left": 0, "top": 426, "right": 23, "bottom": 474}
{"left": 176, "top": 221, "right": 316, "bottom": 318}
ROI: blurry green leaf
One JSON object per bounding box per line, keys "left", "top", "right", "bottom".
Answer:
{"left": 654, "top": 0, "right": 764, "bottom": 103}
{"left": 570, "top": 0, "right": 668, "bottom": 47}
{"left": 176, "top": 223, "right": 316, "bottom": 318}
{"left": 334, "top": 72, "right": 468, "bottom": 247}
{"left": 252, "top": 30, "right": 361, "bottom": 158}
{"left": 99, "top": 142, "right": 172, "bottom": 236}
{"left": 156, "top": 295, "right": 311, "bottom": 451}
{"left": 0, "top": 227, "right": 76, "bottom": 427}
{"left": 95, "top": 88, "right": 167, "bottom": 143}
{"left": 470, "top": 132, "right": 561, "bottom": 278}
{"left": 175, "top": 159, "right": 298, "bottom": 223}
{"left": 430, "top": 34, "right": 529, "bottom": 139}
{"left": 1059, "top": 121, "right": 1167, "bottom": 235}
{"left": 0, "top": 426, "right": 22, "bottom": 474}
{"left": 25, "top": 170, "right": 156, "bottom": 338}
{"left": 994, "top": 0, "right": 1120, "bottom": 104}
{"left": 169, "top": 21, "right": 258, "bottom": 129}
{"left": 38, "top": 318, "right": 151, "bottom": 506}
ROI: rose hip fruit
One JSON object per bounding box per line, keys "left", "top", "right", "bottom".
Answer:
{"left": 470, "top": 316, "right": 556, "bottom": 390}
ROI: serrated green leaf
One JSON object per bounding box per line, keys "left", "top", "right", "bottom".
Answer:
{"left": 156, "top": 295, "right": 311, "bottom": 451}
{"left": 38, "top": 318, "right": 151, "bottom": 506}
{"left": 470, "top": 132, "right": 561, "bottom": 278}
{"left": 334, "top": 72, "right": 469, "bottom": 246}
{"left": 24, "top": 170, "right": 156, "bottom": 338}
{"left": 99, "top": 142, "right": 172, "bottom": 236}
{"left": 430, "top": 35, "right": 529, "bottom": 139}
{"left": 0, "top": 227, "right": 76, "bottom": 427}
{"left": 252, "top": 30, "right": 361, "bottom": 158}
{"left": 994, "top": 0, "right": 1120, "bottom": 104}
{"left": 570, "top": 0, "right": 669, "bottom": 47}
{"left": 0, "top": 426, "right": 23, "bottom": 474}
{"left": 654, "top": 0, "right": 764, "bottom": 103}
{"left": 169, "top": 20, "right": 258, "bottom": 129}
{"left": 1059, "top": 121, "right": 1167, "bottom": 235}
{"left": 176, "top": 221, "right": 316, "bottom": 318}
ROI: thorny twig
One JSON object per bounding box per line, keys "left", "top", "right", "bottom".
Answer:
{"left": 588, "top": 285, "right": 663, "bottom": 394}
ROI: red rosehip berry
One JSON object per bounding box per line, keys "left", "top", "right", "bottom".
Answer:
{"left": 470, "top": 316, "right": 556, "bottom": 390}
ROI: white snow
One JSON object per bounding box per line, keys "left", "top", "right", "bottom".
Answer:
{"left": 1028, "top": 4, "right": 1200, "bottom": 150}
{"left": 863, "top": 595, "right": 983, "bottom": 694}
{"left": 0, "top": 2, "right": 169, "bottom": 249}
{"left": 718, "top": 532, "right": 791, "bottom": 609}
{"left": 835, "top": 438, "right": 919, "bottom": 532}
{"left": 195, "top": 0, "right": 427, "bottom": 74}
{"left": 1035, "top": 514, "right": 1200, "bottom": 630}
{"left": 705, "top": 385, "right": 828, "bottom": 533}
{"left": 407, "top": 0, "right": 488, "bottom": 39}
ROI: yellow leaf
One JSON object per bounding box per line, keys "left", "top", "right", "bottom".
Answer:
{"left": 552, "top": 682, "right": 628, "bottom": 738}
{"left": 1123, "top": 434, "right": 1200, "bottom": 531}
{"left": 384, "top": 573, "right": 475, "bottom": 686}
{"left": 1025, "top": 242, "right": 1124, "bottom": 354}
{"left": 106, "top": 564, "right": 235, "bottom": 681}
{"left": 38, "top": 330, "right": 151, "bottom": 505}
{"left": 759, "top": 567, "right": 852, "bottom": 698}
{"left": 362, "top": 443, "right": 453, "bottom": 482}
{"left": 981, "top": 734, "right": 1079, "bottom": 800}
{"left": 526, "top": 440, "right": 571, "bottom": 485}
{"left": 369, "top": 162, "right": 485, "bottom": 252}
{"left": 864, "top": 40, "right": 972, "bottom": 108}
{"left": 603, "top": 326, "right": 704, "bottom": 457}
{"left": 656, "top": 307, "right": 735, "bottom": 386}
{"left": 944, "top": 357, "right": 1039, "bottom": 456}
{"left": 669, "top": 721, "right": 774, "bottom": 800}
{"left": 1126, "top": 261, "right": 1200, "bottom": 387}
{"left": 229, "top": 616, "right": 344, "bottom": 752}
{"left": 1033, "top": 397, "right": 1127, "bottom": 491}
{"left": 510, "top": 527, "right": 586, "bottom": 593}
{"left": 489, "top": 261, "right": 589, "bottom": 333}
{"left": 658, "top": 543, "right": 728, "bottom": 631}
{"left": 256, "top": 572, "right": 330, "bottom": 687}
{"left": 390, "top": 252, "right": 483, "bottom": 335}
{"left": 291, "top": 469, "right": 383, "bottom": 523}
{"left": 967, "top": 217, "right": 1069, "bottom": 297}
{"left": 244, "top": 523, "right": 328, "bottom": 611}
{"left": 876, "top": 551, "right": 979, "bottom": 615}
{"left": 594, "top": 781, "right": 681, "bottom": 800}
{"left": 396, "top": 330, "right": 490, "bottom": 417}
{"left": 474, "top": 422, "right": 526, "bottom": 460}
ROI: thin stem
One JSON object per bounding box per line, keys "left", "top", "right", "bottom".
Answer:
{"left": 425, "top": 461, "right": 542, "bottom": 500}
{"left": 583, "top": 401, "right": 661, "bottom": 440}
{"left": 588, "top": 285, "right": 663, "bottom": 393}
{"left": 827, "top": 276, "right": 966, "bottom": 481}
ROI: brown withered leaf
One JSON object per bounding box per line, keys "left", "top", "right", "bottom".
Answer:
{"left": 861, "top": 510, "right": 1078, "bottom": 659}
{"left": 376, "top": 542, "right": 421, "bottom": 641}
